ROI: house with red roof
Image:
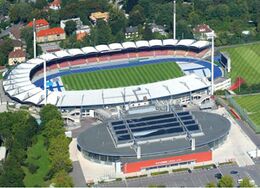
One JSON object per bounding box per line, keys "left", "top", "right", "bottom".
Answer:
{"left": 49, "top": 0, "right": 61, "bottom": 10}
{"left": 28, "top": 19, "right": 49, "bottom": 32}
{"left": 8, "top": 49, "right": 26, "bottom": 66}
{"left": 192, "top": 24, "right": 213, "bottom": 40}
{"left": 36, "top": 27, "right": 66, "bottom": 43}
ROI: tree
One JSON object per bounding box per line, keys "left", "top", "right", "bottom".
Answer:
{"left": 0, "top": 0, "right": 10, "bottom": 16}
{"left": 65, "top": 20, "right": 77, "bottom": 36}
{"left": 43, "top": 119, "right": 64, "bottom": 141}
{"left": 206, "top": 181, "right": 216, "bottom": 187}
{"left": 108, "top": 7, "right": 126, "bottom": 35}
{"left": 40, "top": 104, "right": 62, "bottom": 126}
{"left": 129, "top": 5, "right": 146, "bottom": 26}
{"left": 51, "top": 170, "right": 73, "bottom": 187}
{"left": 143, "top": 25, "right": 153, "bottom": 40}
{"left": 34, "top": 0, "right": 48, "bottom": 9}
{"left": 123, "top": 0, "right": 139, "bottom": 13}
{"left": 95, "top": 20, "right": 113, "bottom": 44}
{"left": 48, "top": 135, "right": 72, "bottom": 175}
{"left": 217, "top": 175, "right": 234, "bottom": 187}
{"left": 9, "top": 2, "right": 32, "bottom": 23}
{"left": 239, "top": 177, "right": 254, "bottom": 187}
{"left": 21, "top": 27, "right": 42, "bottom": 58}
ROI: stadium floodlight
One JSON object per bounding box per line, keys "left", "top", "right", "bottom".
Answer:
{"left": 33, "top": 18, "right": 37, "bottom": 58}
{"left": 207, "top": 31, "right": 215, "bottom": 96}
{"left": 173, "top": 0, "right": 176, "bottom": 40}
{"left": 43, "top": 60, "right": 47, "bottom": 105}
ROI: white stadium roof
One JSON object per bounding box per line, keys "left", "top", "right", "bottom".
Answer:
{"left": 39, "top": 53, "right": 57, "bottom": 61}
{"left": 177, "top": 39, "right": 196, "bottom": 46}
{"left": 95, "top": 44, "right": 110, "bottom": 52}
{"left": 149, "top": 40, "right": 163, "bottom": 47}
{"left": 108, "top": 43, "right": 123, "bottom": 50}
{"left": 135, "top": 40, "right": 150, "bottom": 48}
{"left": 81, "top": 46, "right": 98, "bottom": 54}
{"left": 190, "top": 41, "right": 210, "bottom": 48}
{"left": 4, "top": 39, "right": 211, "bottom": 107}
{"left": 67, "top": 48, "right": 84, "bottom": 56}
{"left": 54, "top": 50, "right": 71, "bottom": 58}
{"left": 122, "top": 42, "right": 136, "bottom": 49}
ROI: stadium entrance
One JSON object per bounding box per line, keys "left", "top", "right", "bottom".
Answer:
{"left": 143, "top": 160, "right": 195, "bottom": 171}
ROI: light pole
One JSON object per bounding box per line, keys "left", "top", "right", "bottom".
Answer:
{"left": 43, "top": 60, "right": 47, "bottom": 105}
{"left": 33, "top": 18, "right": 37, "bottom": 58}
{"left": 208, "top": 31, "right": 215, "bottom": 96}
{"left": 173, "top": 0, "right": 176, "bottom": 40}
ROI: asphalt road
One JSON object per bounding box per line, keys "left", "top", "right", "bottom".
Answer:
{"left": 99, "top": 164, "right": 260, "bottom": 187}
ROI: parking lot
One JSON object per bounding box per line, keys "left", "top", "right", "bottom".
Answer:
{"left": 99, "top": 164, "right": 260, "bottom": 187}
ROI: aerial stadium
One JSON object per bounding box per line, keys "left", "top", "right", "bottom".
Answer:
{"left": 77, "top": 108, "right": 231, "bottom": 174}
{"left": 2, "top": 39, "right": 225, "bottom": 110}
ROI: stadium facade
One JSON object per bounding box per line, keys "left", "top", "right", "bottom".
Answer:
{"left": 3, "top": 39, "right": 217, "bottom": 109}
{"left": 77, "top": 109, "right": 231, "bottom": 174}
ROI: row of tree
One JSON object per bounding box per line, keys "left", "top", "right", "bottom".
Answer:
{"left": 0, "top": 111, "right": 38, "bottom": 186}
{"left": 123, "top": 0, "right": 260, "bottom": 45}
{"left": 40, "top": 104, "right": 73, "bottom": 187}
{"left": 206, "top": 175, "right": 254, "bottom": 187}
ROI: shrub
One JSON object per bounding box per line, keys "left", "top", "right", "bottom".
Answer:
{"left": 28, "top": 163, "right": 39, "bottom": 174}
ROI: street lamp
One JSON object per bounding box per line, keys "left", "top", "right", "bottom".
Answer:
{"left": 207, "top": 31, "right": 215, "bottom": 96}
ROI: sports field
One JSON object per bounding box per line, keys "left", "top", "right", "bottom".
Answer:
{"left": 221, "top": 43, "right": 260, "bottom": 86}
{"left": 234, "top": 95, "right": 260, "bottom": 128}
{"left": 61, "top": 62, "right": 183, "bottom": 90}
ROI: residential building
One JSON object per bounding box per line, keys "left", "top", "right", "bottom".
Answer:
{"left": 27, "top": 19, "right": 49, "bottom": 32}
{"left": 89, "top": 12, "right": 109, "bottom": 24}
{"left": 36, "top": 27, "right": 65, "bottom": 43}
{"left": 49, "top": 0, "right": 61, "bottom": 10}
{"left": 125, "top": 26, "right": 138, "bottom": 39}
{"left": 76, "top": 26, "right": 90, "bottom": 41}
{"left": 60, "top": 17, "right": 83, "bottom": 29}
{"left": 8, "top": 49, "right": 26, "bottom": 65}
{"left": 193, "top": 24, "right": 213, "bottom": 40}
{"left": 150, "top": 23, "right": 167, "bottom": 36}
{"left": 9, "top": 24, "right": 23, "bottom": 40}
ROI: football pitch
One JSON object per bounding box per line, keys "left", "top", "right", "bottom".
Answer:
{"left": 61, "top": 62, "right": 183, "bottom": 90}
{"left": 234, "top": 95, "right": 260, "bottom": 130}
{"left": 221, "top": 43, "right": 260, "bottom": 86}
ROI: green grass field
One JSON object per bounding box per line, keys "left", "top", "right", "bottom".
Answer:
{"left": 221, "top": 43, "right": 260, "bottom": 86}
{"left": 61, "top": 62, "right": 183, "bottom": 90}
{"left": 234, "top": 95, "right": 260, "bottom": 127}
{"left": 23, "top": 135, "right": 50, "bottom": 187}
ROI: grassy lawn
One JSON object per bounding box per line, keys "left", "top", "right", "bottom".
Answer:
{"left": 23, "top": 134, "right": 50, "bottom": 187}
{"left": 61, "top": 62, "right": 183, "bottom": 90}
{"left": 221, "top": 44, "right": 260, "bottom": 86}
{"left": 234, "top": 94, "right": 260, "bottom": 127}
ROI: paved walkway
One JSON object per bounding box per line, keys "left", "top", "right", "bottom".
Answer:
{"left": 212, "top": 108, "right": 255, "bottom": 166}
{"left": 69, "top": 139, "right": 86, "bottom": 186}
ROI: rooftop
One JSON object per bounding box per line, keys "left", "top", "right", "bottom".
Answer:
{"left": 126, "top": 26, "right": 138, "bottom": 33}
{"left": 193, "top": 24, "right": 213, "bottom": 33}
{"left": 89, "top": 12, "right": 109, "bottom": 22}
{"left": 108, "top": 110, "right": 203, "bottom": 148}
{"left": 8, "top": 49, "right": 26, "bottom": 58}
{"left": 49, "top": 0, "right": 61, "bottom": 7}
{"left": 37, "top": 27, "right": 65, "bottom": 37}
{"left": 77, "top": 111, "right": 231, "bottom": 158}
{"left": 28, "top": 19, "right": 49, "bottom": 28}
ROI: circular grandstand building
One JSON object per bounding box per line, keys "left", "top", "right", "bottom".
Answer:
{"left": 3, "top": 39, "right": 224, "bottom": 110}
{"left": 77, "top": 109, "right": 231, "bottom": 174}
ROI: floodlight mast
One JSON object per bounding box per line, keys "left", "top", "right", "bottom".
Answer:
{"left": 33, "top": 18, "right": 37, "bottom": 58}
{"left": 43, "top": 60, "right": 47, "bottom": 105}
{"left": 210, "top": 31, "right": 215, "bottom": 95}
{"left": 173, "top": 0, "right": 176, "bottom": 40}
